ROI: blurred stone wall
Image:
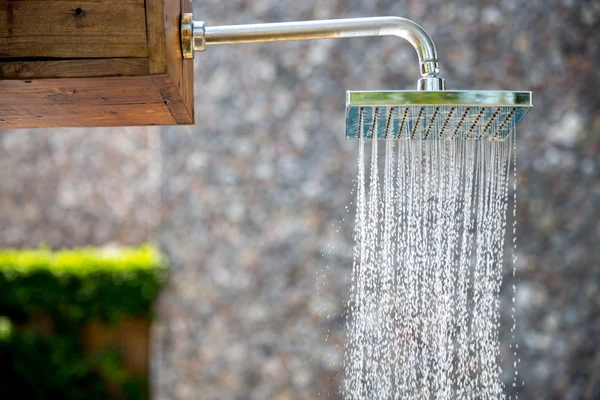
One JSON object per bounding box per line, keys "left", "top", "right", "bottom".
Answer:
{"left": 1, "top": 0, "right": 598, "bottom": 399}
{"left": 0, "top": 128, "right": 161, "bottom": 247}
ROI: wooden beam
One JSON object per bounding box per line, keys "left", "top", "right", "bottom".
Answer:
{"left": 0, "top": 76, "right": 177, "bottom": 128}
{"left": 0, "top": 58, "right": 149, "bottom": 79}
{"left": 0, "top": 76, "right": 165, "bottom": 106}
{"left": 0, "top": 103, "right": 175, "bottom": 128}
{"left": 0, "top": 0, "right": 195, "bottom": 128}
{"left": 146, "top": 0, "right": 194, "bottom": 124}
{"left": 145, "top": 0, "right": 168, "bottom": 75}
{"left": 0, "top": 0, "right": 148, "bottom": 58}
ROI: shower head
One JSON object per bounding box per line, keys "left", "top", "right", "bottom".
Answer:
{"left": 180, "top": 15, "right": 532, "bottom": 138}
{"left": 345, "top": 91, "right": 532, "bottom": 140}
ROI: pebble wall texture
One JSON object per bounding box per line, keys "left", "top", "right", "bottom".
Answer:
{"left": 1, "top": 0, "right": 599, "bottom": 399}
{"left": 0, "top": 128, "right": 161, "bottom": 247}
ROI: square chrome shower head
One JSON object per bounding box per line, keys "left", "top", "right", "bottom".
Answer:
{"left": 345, "top": 91, "right": 532, "bottom": 140}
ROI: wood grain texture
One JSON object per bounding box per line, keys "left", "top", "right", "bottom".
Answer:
{"left": 0, "top": 37, "right": 148, "bottom": 58}
{"left": 0, "top": 0, "right": 148, "bottom": 58}
{"left": 0, "top": 103, "right": 175, "bottom": 128}
{"left": 145, "top": 0, "right": 194, "bottom": 124}
{"left": 151, "top": 74, "right": 192, "bottom": 123}
{"left": 0, "top": 76, "right": 177, "bottom": 128}
{"left": 0, "top": 58, "right": 149, "bottom": 79}
{"left": 0, "top": 77, "right": 164, "bottom": 106}
{"left": 0, "top": 0, "right": 196, "bottom": 127}
{"left": 145, "top": 0, "right": 168, "bottom": 75}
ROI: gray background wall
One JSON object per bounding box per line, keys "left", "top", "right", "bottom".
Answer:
{"left": 0, "top": 0, "right": 598, "bottom": 399}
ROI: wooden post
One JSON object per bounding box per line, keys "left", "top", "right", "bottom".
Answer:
{"left": 0, "top": 0, "right": 194, "bottom": 128}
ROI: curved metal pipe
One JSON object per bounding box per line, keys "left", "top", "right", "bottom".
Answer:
{"left": 182, "top": 15, "right": 445, "bottom": 90}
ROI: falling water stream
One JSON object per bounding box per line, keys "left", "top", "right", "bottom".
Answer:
{"left": 344, "top": 130, "right": 517, "bottom": 399}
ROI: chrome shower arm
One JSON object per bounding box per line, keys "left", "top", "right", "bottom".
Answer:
{"left": 181, "top": 15, "right": 445, "bottom": 91}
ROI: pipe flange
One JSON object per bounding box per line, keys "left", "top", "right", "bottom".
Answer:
{"left": 181, "top": 13, "right": 194, "bottom": 59}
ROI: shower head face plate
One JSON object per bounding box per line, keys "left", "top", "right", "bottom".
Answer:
{"left": 345, "top": 91, "right": 532, "bottom": 140}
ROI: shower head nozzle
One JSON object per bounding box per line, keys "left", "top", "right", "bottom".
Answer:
{"left": 345, "top": 91, "right": 532, "bottom": 141}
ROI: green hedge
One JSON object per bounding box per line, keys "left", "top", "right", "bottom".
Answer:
{"left": 0, "top": 245, "right": 167, "bottom": 400}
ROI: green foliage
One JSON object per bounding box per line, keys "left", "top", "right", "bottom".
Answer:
{"left": 0, "top": 245, "right": 166, "bottom": 400}
{"left": 0, "top": 245, "right": 167, "bottom": 326}
{"left": 0, "top": 316, "right": 12, "bottom": 340}
{"left": 0, "top": 331, "right": 108, "bottom": 400}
